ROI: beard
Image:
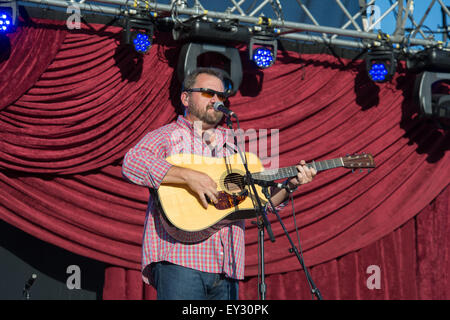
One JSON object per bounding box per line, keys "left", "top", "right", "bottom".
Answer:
{"left": 188, "top": 101, "right": 223, "bottom": 126}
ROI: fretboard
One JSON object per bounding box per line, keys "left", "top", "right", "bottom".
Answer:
{"left": 251, "top": 158, "right": 344, "bottom": 181}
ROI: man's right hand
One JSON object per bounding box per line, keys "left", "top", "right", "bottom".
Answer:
{"left": 185, "top": 170, "right": 219, "bottom": 208}
{"left": 162, "top": 166, "right": 218, "bottom": 209}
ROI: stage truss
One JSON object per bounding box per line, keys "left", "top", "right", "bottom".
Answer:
{"left": 6, "top": 0, "right": 448, "bottom": 52}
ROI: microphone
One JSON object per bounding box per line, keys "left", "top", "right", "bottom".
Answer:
{"left": 213, "top": 102, "right": 236, "bottom": 118}
{"left": 24, "top": 273, "right": 37, "bottom": 291}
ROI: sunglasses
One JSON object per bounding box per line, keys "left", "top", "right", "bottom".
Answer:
{"left": 186, "top": 88, "right": 228, "bottom": 102}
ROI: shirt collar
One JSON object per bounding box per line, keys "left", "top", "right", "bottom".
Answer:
{"left": 176, "top": 115, "right": 194, "bottom": 131}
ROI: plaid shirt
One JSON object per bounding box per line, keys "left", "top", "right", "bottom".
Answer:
{"left": 122, "top": 115, "right": 285, "bottom": 285}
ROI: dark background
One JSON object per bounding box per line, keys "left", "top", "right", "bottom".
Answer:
{"left": 0, "top": 219, "right": 106, "bottom": 300}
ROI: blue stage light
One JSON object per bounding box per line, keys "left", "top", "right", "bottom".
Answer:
{"left": 369, "top": 62, "right": 389, "bottom": 82}
{"left": 252, "top": 47, "right": 274, "bottom": 68}
{"left": 132, "top": 33, "right": 151, "bottom": 54}
{"left": 0, "top": 12, "right": 12, "bottom": 33}
{"left": 249, "top": 36, "right": 277, "bottom": 70}
{"left": 365, "top": 42, "right": 397, "bottom": 83}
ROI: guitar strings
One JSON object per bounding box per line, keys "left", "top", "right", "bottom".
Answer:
{"left": 213, "top": 158, "right": 370, "bottom": 187}
{"left": 218, "top": 172, "right": 291, "bottom": 185}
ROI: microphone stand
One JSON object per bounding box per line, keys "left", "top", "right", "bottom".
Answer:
{"left": 259, "top": 183, "right": 323, "bottom": 300}
{"left": 225, "top": 116, "right": 275, "bottom": 300}
{"left": 23, "top": 274, "right": 37, "bottom": 300}
{"left": 23, "top": 288, "right": 31, "bottom": 301}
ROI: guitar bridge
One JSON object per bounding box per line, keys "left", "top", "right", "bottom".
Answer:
{"left": 213, "top": 190, "right": 248, "bottom": 210}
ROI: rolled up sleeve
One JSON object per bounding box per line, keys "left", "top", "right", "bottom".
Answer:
{"left": 122, "top": 130, "right": 172, "bottom": 190}
{"left": 265, "top": 198, "right": 289, "bottom": 214}
{"left": 264, "top": 185, "right": 289, "bottom": 214}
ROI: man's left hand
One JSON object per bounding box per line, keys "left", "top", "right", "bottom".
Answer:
{"left": 288, "top": 160, "right": 317, "bottom": 188}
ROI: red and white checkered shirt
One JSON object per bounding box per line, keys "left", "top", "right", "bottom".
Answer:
{"left": 122, "top": 115, "right": 285, "bottom": 285}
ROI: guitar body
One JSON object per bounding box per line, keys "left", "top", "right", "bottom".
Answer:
{"left": 154, "top": 151, "right": 375, "bottom": 243}
{"left": 156, "top": 152, "right": 268, "bottom": 243}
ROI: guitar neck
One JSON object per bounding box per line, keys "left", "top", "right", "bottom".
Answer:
{"left": 251, "top": 158, "right": 344, "bottom": 181}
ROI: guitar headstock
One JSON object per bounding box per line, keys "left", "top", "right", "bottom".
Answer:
{"left": 342, "top": 153, "right": 375, "bottom": 169}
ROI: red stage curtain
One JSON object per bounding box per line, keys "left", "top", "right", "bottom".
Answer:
{"left": 0, "top": 21, "right": 448, "bottom": 299}
{"left": 103, "top": 186, "right": 449, "bottom": 300}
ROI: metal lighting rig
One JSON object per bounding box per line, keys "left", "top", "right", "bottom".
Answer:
{"left": 7, "top": 0, "right": 448, "bottom": 50}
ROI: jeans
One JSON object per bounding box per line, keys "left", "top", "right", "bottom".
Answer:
{"left": 151, "top": 262, "right": 239, "bottom": 300}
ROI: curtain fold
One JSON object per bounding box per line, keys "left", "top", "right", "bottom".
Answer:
{"left": 0, "top": 19, "right": 67, "bottom": 111}
{"left": 0, "top": 21, "right": 448, "bottom": 299}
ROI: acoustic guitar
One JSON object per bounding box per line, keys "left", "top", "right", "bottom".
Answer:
{"left": 155, "top": 152, "right": 375, "bottom": 243}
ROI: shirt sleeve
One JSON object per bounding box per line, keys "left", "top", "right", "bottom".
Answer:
{"left": 264, "top": 185, "right": 289, "bottom": 214}
{"left": 122, "top": 129, "right": 173, "bottom": 190}
{"left": 265, "top": 198, "right": 289, "bottom": 214}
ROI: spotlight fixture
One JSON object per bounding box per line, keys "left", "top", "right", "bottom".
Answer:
{"left": 249, "top": 36, "right": 277, "bottom": 69}
{"left": 0, "top": 0, "right": 17, "bottom": 33}
{"left": 366, "top": 44, "right": 397, "bottom": 83}
{"left": 414, "top": 71, "right": 450, "bottom": 129}
{"left": 411, "top": 48, "right": 450, "bottom": 128}
{"left": 172, "top": 20, "right": 250, "bottom": 44}
{"left": 177, "top": 42, "right": 243, "bottom": 95}
{"left": 123, "top": 17, "right": 154, "bottom": 54}
{"left": 407, "top": 47, "right": 450, "bottom": 73}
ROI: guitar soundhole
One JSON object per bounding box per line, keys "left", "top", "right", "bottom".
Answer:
{"left": 223, "top": 173, "right": 245, "bottom": 194}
